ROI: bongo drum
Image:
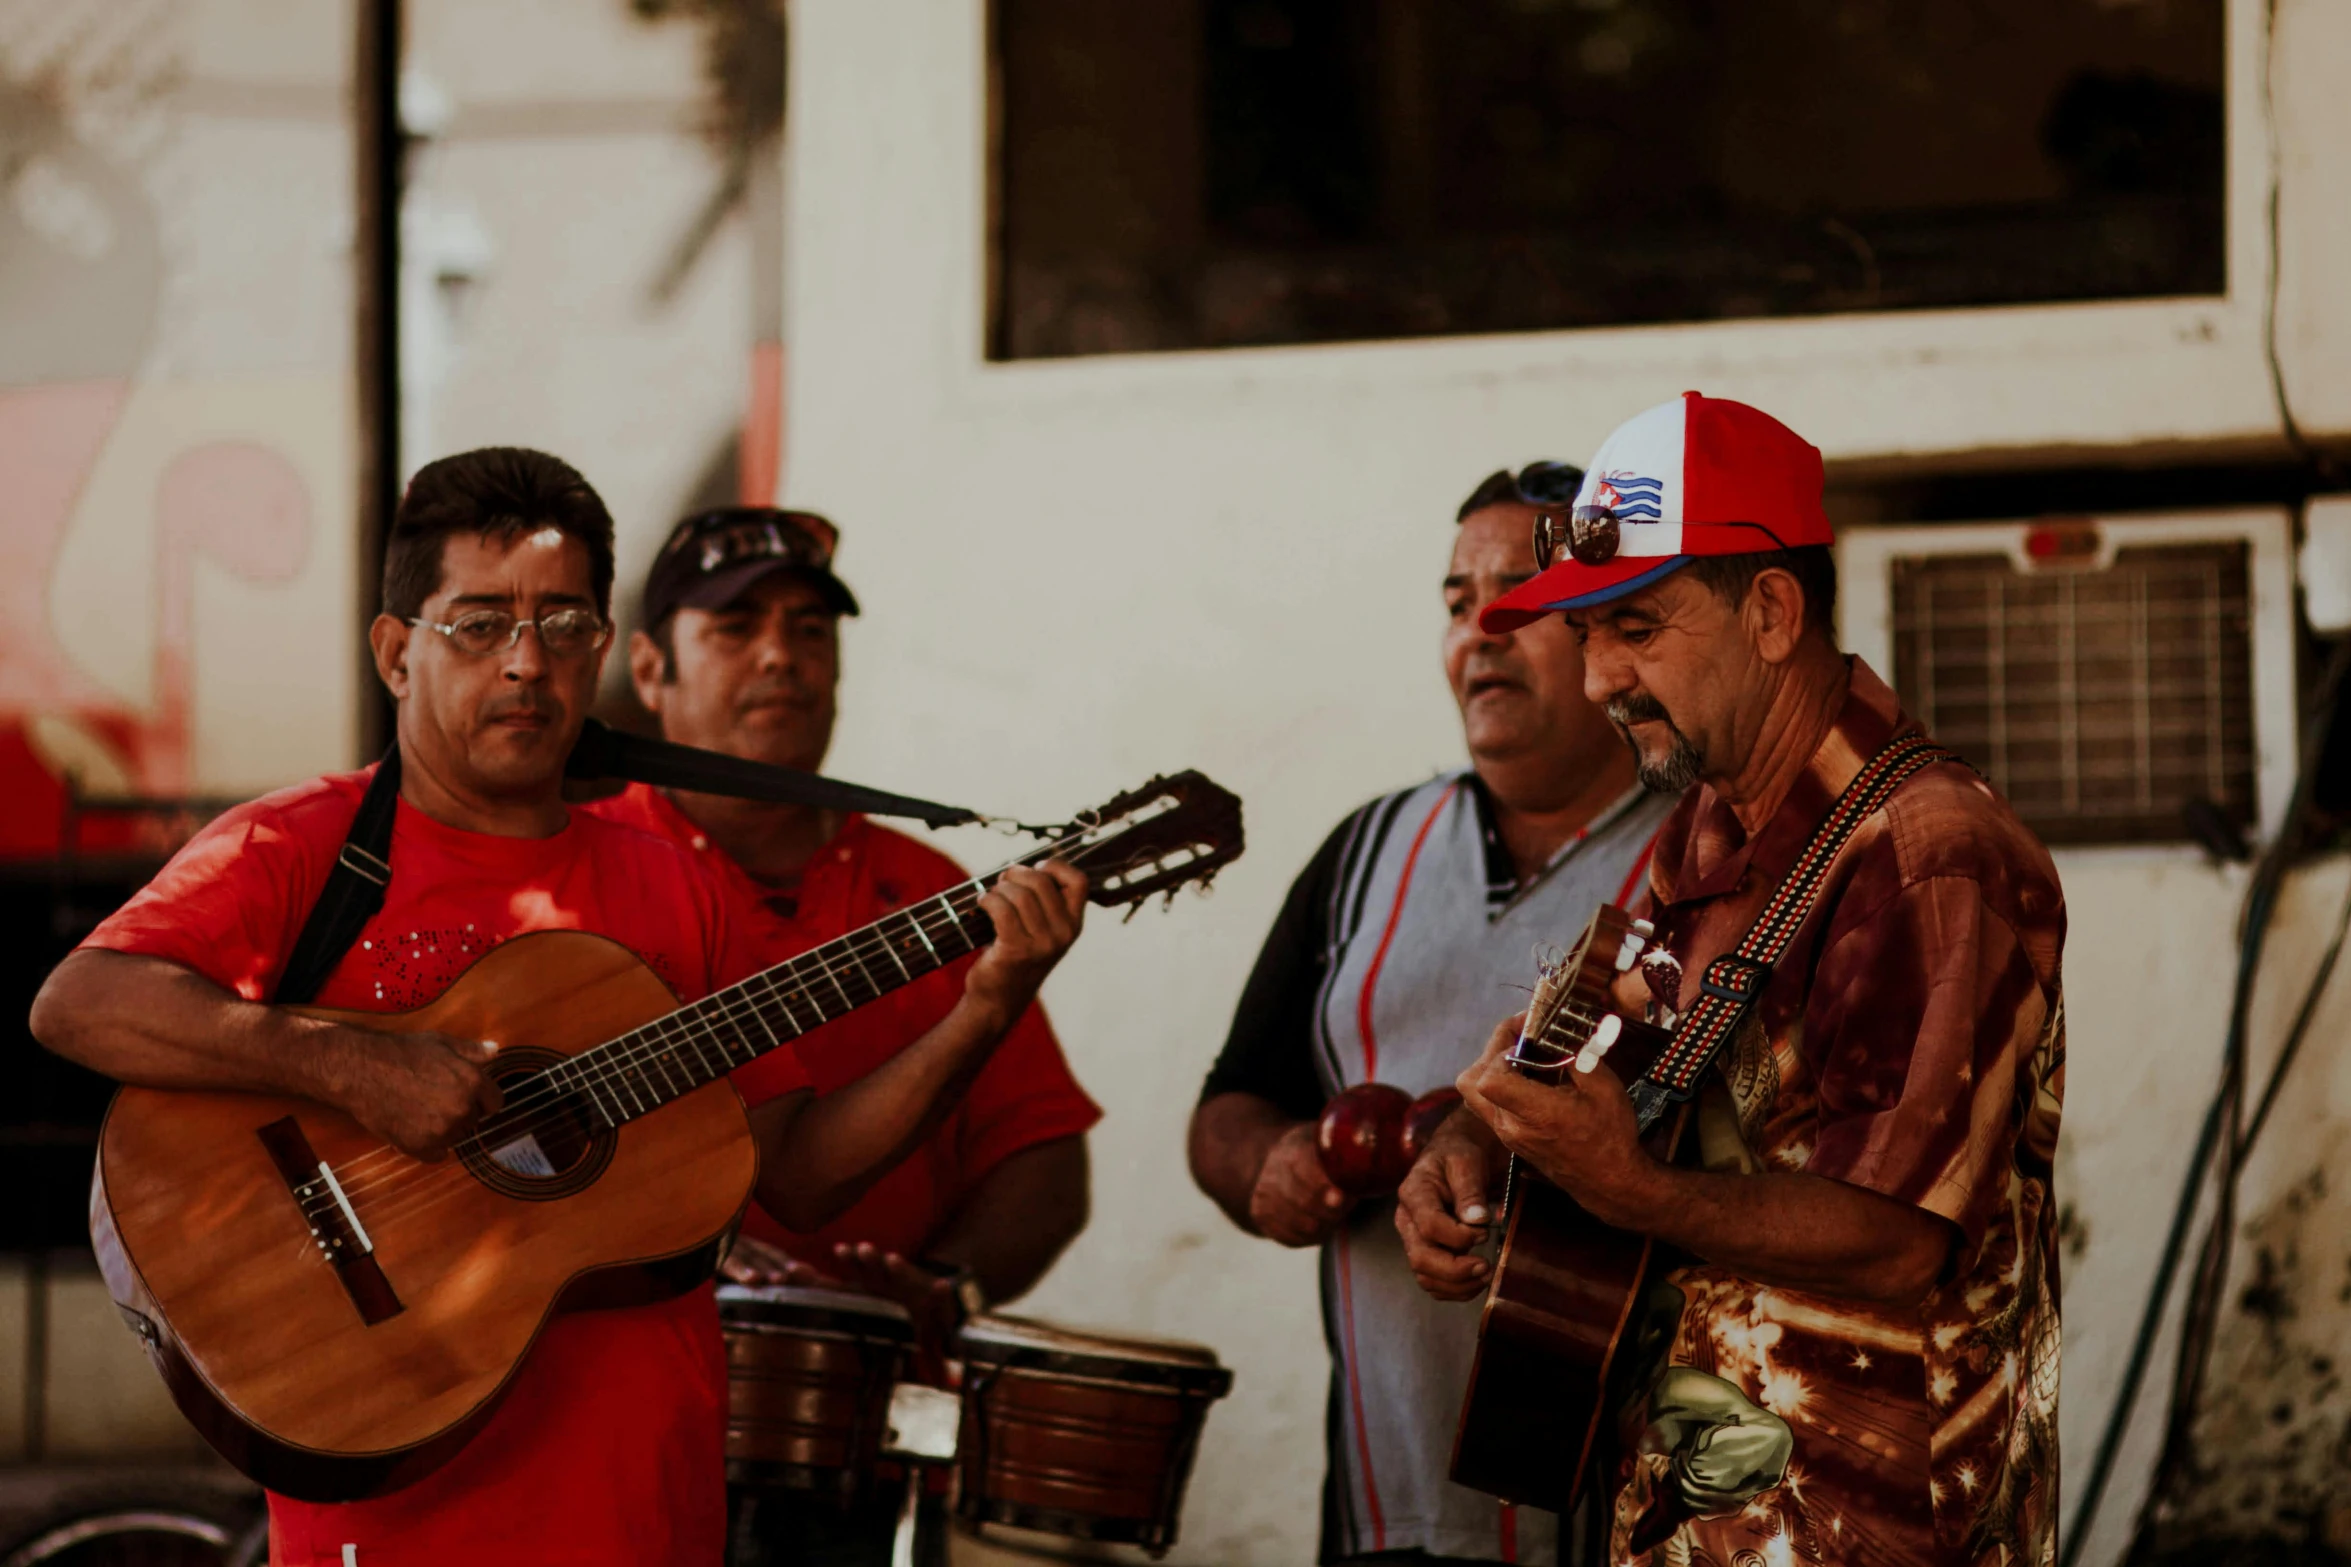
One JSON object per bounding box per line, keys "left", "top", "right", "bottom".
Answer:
{"left": 953, "top": 1314, "right": 1233, "bottom": 1555}
{"left": 717, "top": 1284, "right": 915, "bottom": 1496}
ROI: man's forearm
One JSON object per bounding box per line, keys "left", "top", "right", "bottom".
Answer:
{"left": 32, "top": 950, "right": 353, "bottom": 1101}
{"left": 1615, "top": 1162, "right": 1955, "bottom": 1306}
{"left": 926, "top": 1136, "right": 1089, "bottom": 1305}
{"left": 1185, "top": 1092, "right": 1295, "bottom": 1235}
{"left": 753, "top": 993, "right": 1018, "bottom": 1230}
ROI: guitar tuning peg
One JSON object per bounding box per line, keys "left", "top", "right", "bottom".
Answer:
{"left": 1632, "top": 918, "right": 1656, "bottom": 938}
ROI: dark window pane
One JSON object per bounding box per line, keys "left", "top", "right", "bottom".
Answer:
{"left": 990, "top": 0, "right": 2225, "bottom": 359}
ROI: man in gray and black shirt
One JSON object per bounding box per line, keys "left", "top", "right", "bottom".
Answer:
{"left": 1188, "top": 465, "right": 1672, "bottom": 1566}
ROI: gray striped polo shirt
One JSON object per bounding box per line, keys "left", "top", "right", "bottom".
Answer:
{"left": 1204, "top": 772, "right": 1672, "bottom": 1565}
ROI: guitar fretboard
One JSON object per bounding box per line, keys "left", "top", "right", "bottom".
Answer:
{"left": 539, "top": 871, "right": 1011, "bottom": 1128}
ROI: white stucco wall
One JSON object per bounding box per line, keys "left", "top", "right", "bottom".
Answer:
{"left": 780, "top": 2, "right": 2351, "bottom": 1562}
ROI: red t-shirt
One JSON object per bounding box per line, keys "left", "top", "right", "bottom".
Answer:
{"left": 83, "top": 768, "right": 809, "bottom": 1567}
{"left": 589, "top": 785, "right": 1101, "bottom": 1260}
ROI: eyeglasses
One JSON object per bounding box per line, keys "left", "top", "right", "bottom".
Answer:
{"left": 1531, "top": 506, "right": 1625, "bottom": 571}
{"left": 409, "top": 608, "right": 613, "bottom": 657}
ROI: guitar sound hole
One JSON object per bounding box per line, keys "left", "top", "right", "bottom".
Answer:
{"left": 458, "top": 1047, "right": 617, "bottom": 1201}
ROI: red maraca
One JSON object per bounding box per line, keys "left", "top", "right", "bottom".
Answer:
{"left": 1317, "top": 1085, "right": 1467, "bottom": 1196}
{"left": 1400, "top": 1087, "right": 1462, "bottom": 1166}
{"left": 1316, "top": 1083, "right": 1414, "bottom": 1195}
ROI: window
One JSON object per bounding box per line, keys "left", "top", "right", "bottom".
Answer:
{"left": 990, "top": 0, "right": 2225, "bottom": 360}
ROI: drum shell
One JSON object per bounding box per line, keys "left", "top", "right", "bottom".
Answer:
{"left": 718, "top": 1287, "right": 912, "bottom": 1496}
{"left": 954, "top": 1318, "right": 1232, "bottom": 1553}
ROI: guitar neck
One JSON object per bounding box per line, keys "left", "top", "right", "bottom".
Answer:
{"left": 1510, "top": 997, "right": 1604, "bottom": 1076}
{"left": 547, "top": 866, "right": 1020, "bottom": 1127}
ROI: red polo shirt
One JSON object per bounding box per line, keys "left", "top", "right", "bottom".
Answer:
{"left": 589, "top": 784, "right": 1100, "bottom": 1260}
{"left": 83, "top": 768, "right": 809, "bottom": 1567}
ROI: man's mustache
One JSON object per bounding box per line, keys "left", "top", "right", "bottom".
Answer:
{"left": 481, "top": 691, "right": 554, "bottom": 722}
{"left": 736, "top": 681, "right": 815, "bottom": 713}
{"left": 1605, "top": 692, "right": 1673, "bottom": 729}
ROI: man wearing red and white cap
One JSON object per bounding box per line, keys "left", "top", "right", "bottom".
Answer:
{"left": 1398, "top": 394, "right": 2066, "bottom": 1567}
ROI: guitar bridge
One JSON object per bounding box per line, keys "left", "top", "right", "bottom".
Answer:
{"left": 257, "top": 1116, "right": 404, "bottom": 1326}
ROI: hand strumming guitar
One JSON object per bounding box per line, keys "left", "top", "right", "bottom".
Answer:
{"left": 1454, "top": 1009, "right": 1657, "bottom": 1231}
{"left": 29, "top": 950, "right": 504, "bottom": 1164}
{"left": 317, "top": 1027, "right": 506, "bottom": 1162}
{"left": 1393, "top": 1016, "right": 1519, "bottom": 1301}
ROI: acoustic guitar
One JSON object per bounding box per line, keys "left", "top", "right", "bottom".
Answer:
{"left": 91, "top": 773, "right": 1243, "bottom": 1503}
{"left": 1448, "top": 902, "right": 1688, "bottom": 1517}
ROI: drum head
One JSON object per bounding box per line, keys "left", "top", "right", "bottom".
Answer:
{"left": 957, "top": 1314, "right": 1232, "bottom": 1396}
{"left": 717, "top": 1283, "right": 914, "bottom": 1340}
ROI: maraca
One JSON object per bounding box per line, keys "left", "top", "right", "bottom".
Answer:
{"left": 1317, "top": 1083, "right": 1413, "bottom": 1195}
{"left": 1316, "top": 1084, "right": 1467, "bottom": 1196}
{"left": 1400, "top": 1086, "right": 1462, "bottom": 1165}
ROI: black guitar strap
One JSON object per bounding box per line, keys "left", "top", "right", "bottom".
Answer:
{"left": 1625, "top": 732, "right": 1956, "bottom": 1132}
{"left": 271, "top": 720, "right": 985, "bottom": 1005}
{"left": 275, "top": 745, "right": 404, "bottom": 1006}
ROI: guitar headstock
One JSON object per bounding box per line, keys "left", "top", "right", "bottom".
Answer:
{"left": 1514, "top": 903, "right": 1652, "bottom": 1073}
{"left": 1049, "top": 771, "right": 1246, "bottom": 913}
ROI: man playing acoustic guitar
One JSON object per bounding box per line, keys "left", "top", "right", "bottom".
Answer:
{"left": 1397, "top": 394, "right": 2065, "bottom": 1566}
{"left": 596, "top": 505, "right": 1101, "bottom": 1566}
{"left": 30, "top": 448, "right": 1087, "bottom": 1567}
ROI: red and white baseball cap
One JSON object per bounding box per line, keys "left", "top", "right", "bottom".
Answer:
{"left": 1480, "top": 391, "right": 1832, "bottom": 634}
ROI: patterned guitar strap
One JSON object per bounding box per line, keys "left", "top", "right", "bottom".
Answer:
{"left": 1624, "top": 732, "right": 1956, "bottom": 1134}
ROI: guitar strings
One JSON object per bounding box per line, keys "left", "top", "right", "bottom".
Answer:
{"left": 300, "top": 819, "right": 1176, "bottom": 1238}
{"left": 293, "top": 878, "right": 1011, "bottom": 1233}
{"left": 303, "top": 876, "right": 1002, "bottom": 1222}
{"left": 313, "top": 890, "right": 993, "bottom": 1230}
{"left": 299, "top": 867, "right": 1013, "bottom": 1217}
{"left": 297, "top": 817, "right": 1140, "bottom": 1227}
{"left": 318, "top": 797, "right": 1219, "bottom": 1231}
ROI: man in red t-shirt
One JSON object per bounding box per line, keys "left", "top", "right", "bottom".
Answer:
{"left": 602, "top": 506, "right": 1101, "bottom": 1565}
{"left": 29, "top": 450, "right": 1088, "bottom": 1567}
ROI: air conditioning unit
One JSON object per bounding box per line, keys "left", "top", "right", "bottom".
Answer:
{"left": 1838, "top": 510, "right": 2295, "bottom": 848}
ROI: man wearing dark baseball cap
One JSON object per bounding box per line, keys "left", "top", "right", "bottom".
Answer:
{"left": 594, "top": 505, "right": 1101, "bottom": 1567}
{"left": 1399, "top": 394, "right": 2068, "bottom": 1566}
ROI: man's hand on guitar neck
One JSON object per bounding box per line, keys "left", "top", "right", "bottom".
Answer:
{"left": 32, "top": 950, "right": 504, "bottom": 1162}
{"left": 959, "top": 862, "right": 1091, "bottom": 1030}
{"left": 747, "top": 861, "right": 1088, "bottom": 1234}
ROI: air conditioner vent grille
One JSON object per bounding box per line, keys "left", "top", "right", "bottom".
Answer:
{"left": 1889, "top": 541, "right": 2255, "bottom": 846}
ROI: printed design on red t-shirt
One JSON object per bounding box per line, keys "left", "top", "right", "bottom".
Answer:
{"left": 349, "top": 921, "right": 680, "bottom": 1010}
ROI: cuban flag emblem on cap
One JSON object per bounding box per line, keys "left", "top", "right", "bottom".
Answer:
{"left": 1476, "top": 390, "right": 1834, "bottom": 633}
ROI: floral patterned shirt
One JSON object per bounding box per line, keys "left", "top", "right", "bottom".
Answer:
{"left": 1609, "top": 658, "right": 2066, "bottom": 1567}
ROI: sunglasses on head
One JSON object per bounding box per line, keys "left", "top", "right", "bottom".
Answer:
{"left": 1531, "top": 505, "right": 1629, "bottom": 571}
{"left": 661, "top": 509, "right": 839, "bottom": 577}
{"left": 1456, "top": 460, "right": 1584, "bottom": 523}
{"left": 1530, "top": 512, "right": 1793, "bottom": 573}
